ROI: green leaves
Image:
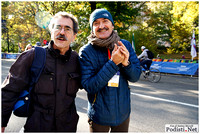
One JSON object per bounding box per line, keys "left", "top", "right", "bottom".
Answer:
{"left": 1, "top": 1, "right": 198, "bottom": 55}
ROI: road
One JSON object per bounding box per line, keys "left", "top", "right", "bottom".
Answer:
{"left": 1, "top": 59, "right": 199, "bottom": 132}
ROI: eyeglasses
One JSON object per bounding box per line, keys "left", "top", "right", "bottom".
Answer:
{"left": 54, "top": 25, "right": 73, "bottom": 33}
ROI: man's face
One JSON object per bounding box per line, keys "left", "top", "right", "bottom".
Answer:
{"left": 51, "top": 16, "right": 76, "bottom": 50}
{"left": 27, "top": 46, "right": 32, "bottom": 50}
{"left": 92, "top": 18, "right": 114, "bottom": 39}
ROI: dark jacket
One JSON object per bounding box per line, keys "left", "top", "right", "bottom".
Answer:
{"left": 2, "top": 41, "right": 81, "bottom": 132}
{"left": 79, "top": 39, "right": 141, "bottom": 126}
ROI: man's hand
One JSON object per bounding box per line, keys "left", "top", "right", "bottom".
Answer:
{"left": 111, "top": 44, "right": 124, "bottom": 65}
{"left": 2, "top": 127, "right": 5, "bottom": 133}
{"left": 118, "top": 41, "right": 130, "bottom": 66}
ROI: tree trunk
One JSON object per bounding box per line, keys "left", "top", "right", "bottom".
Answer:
{"left": 90, "top": 2, "right": 96, "bottom": 12}
{"left": 7, "top": 28, "right": 10, "bottom": 52}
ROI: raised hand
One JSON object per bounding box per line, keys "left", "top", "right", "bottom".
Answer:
{"left": 111, "top": 44, "right": 124, "bottom": 65}
{"left": 118, "top": 41, "right": 130, "bottom": 66}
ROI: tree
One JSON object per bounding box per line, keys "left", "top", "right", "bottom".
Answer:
{"left": 170, "top": 1, "right": 199, "bottom": 53}
{"left": 1, "top": 2, "right": 51, "bottom": 52}
{"left": 1, "top": 1, "right": 198, "bottom": 56}
{"left": 144, "top": 1, "right": 199, "bottom": 54}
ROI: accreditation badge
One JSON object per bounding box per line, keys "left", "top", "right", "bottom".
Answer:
{"left": 108, "top": 71, "right": 120, "bottom": 87}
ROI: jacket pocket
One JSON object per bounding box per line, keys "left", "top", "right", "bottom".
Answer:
{"left": 66, "top": 72, "right": 80, "bottom": 97}
{"left": 34, "top": 72, "right": 54, "bottom": 95}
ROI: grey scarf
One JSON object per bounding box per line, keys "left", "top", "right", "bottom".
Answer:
{"left": 87, "top": 30, "right": 120, "bottom": 50}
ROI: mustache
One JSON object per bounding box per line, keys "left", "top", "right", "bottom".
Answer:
{"left": 56, "top": 34, "right": 68, "bottom": 41}
{"left": 97, "top": 27, "right": 109, "bottom": 32}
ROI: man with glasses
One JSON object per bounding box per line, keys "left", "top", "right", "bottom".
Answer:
{"left": 2, "top": 12, "right": 81, "bottom": 132}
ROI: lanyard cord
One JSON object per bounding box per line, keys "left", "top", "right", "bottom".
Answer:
{"left": 107, "top": 48, "right": 111, "bottom": 59}
{"left": 92, "top": 94, "right": 97, "bottom": 106}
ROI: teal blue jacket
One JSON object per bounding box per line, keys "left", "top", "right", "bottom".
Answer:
{"left": 79, "top": 39, "right": 141, "bottom": 126}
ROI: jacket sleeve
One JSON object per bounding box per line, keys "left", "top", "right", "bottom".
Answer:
{"left": 138, "top": 49, "right": 148, "bottom": 60}
{"left": 121, "top": 40, "right": 142, "bottom": 82}
{"left": 1, "top": 49, "right": 34, "bottom": 127}
{"left": 79, "top": 45, "right": 119, "bottom": 95}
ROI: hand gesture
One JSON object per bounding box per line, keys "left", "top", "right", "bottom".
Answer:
{"left": 118, "top": 41, "right": 130, "bottom": 66}
{"left": 111, "top": 44, "right": 124, "bottom": 65}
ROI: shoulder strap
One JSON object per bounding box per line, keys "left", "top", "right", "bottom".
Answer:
{"left": 29, "top": 47, "right": 46, "bottom": 91}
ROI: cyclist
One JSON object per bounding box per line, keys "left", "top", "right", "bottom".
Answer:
{"left": 138, "top": 46, "right": 152, "bottom": 73}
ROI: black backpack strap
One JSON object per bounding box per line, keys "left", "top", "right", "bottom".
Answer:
{"left": 29, "top": 47, "right": 46, "bottom": 91}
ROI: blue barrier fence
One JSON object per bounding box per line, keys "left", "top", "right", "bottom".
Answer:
{"left": 151, "top": 62, "right": 198, "bottom": 76}
{"left": 2, "top": 53, "right": 20, "bottom": 59}
{"left": 1, "top": 53, "right": 199, "bottom": 76}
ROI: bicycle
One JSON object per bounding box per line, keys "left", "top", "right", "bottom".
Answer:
{"left": 141, "top": 67, "right": 161, "bottom": 83}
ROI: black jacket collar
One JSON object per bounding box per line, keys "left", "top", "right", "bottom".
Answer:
{"left": 48, "top": 40, "right": 71, "bottom": 62}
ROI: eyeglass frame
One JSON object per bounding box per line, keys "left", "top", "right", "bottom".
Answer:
{"left": 54, "top": 25, "right": 74, "bottom": 34}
